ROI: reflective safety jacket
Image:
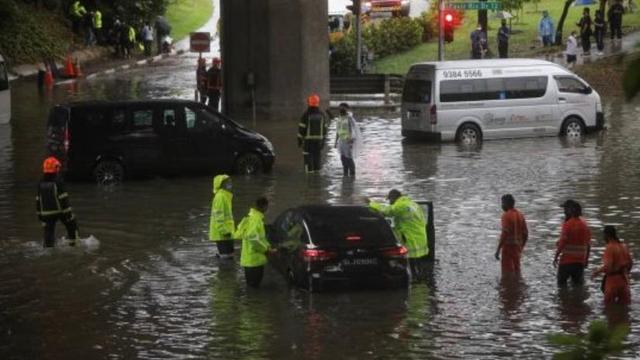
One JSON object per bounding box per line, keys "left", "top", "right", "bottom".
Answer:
{"left": 209, "top": 175, "right": 235, "bottom": 242}
{"left": 36, "top": 179, "right": 73, "bottom": 218}
{"left": 207, "top": 67, "right": 222, "bottom": 91}
{"left": 235, "top": 208, "right": 270, "bottom": 267}
{"left": 93, "top": 10, "right": 102, "bottom": 29}
{"left": 336, "top": 114, "right": 352, "bottom": 141}
{"left": 500, "top": 208, "right": 528, "bottom": 248}
{"left": 128, "top": 26, "right": 136, "bottom": 43}
{"left": 370, "top": 196, "right": 428, "bottom": 259}
{"left": 70, "top": 1, "right": 87, "bottom": 18}
{"left": 298, "top": 108, "right": 327, "bottom": 143}
{"left": 556, "top": 217, "right": 591, "bottom": 266}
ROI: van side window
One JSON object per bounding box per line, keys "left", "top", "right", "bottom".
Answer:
{"left": 0, "top": 62, "right": 8, "bottom": 91}
{"left": 131, "top": 109, "right": 153, "bottom": 130}
{"left": 162, "top": 109, "right": 176, "bottom": 128}
{"left": 440, "top": 76, "right": 548, "bottom": 102}
{"left": 555, "top": 76, "right": 588, "bottom": 94}
{"left": 186, "top": 106, "right": 219, "bottom": 132}
{"left": 111, "top": 109, "right": 127, "bottom": 133}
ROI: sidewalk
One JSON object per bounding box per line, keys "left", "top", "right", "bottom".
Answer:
{"left": 536, "top": 31, "right": 640, "bottom": 67}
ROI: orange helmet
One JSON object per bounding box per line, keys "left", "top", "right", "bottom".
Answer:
{"left": 307, "top": 94, "right": 320, "bottom": 107}
{"left": 43, "top": 156, "right": 61, "bottom": 174}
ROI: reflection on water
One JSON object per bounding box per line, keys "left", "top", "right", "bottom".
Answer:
{"left": 1, "top": 58, "right": 640, "bottom": 358}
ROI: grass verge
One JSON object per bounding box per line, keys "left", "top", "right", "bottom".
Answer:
{"left": 374, "top": 0, "right": 640, "bottom": 74}
{"left": 165, "top": 0, "right": 214, "bottom": 42}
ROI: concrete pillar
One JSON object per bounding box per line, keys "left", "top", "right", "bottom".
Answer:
{"left": 220, "top": 0, "right": 329, "bottom": 122}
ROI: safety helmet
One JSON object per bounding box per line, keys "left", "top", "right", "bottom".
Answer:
{"left": 212, "top": 57, "right": 221, "bottom": 65}
{"left": 307, "top": 94, "right": 320, "bottom": 107}
{"left": 43, "top": 156, "right": 61, "bottom": 174}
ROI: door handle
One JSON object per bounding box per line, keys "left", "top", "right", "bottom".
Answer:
{"left": 558, "top": 97, "right": 567, "bottom": 103}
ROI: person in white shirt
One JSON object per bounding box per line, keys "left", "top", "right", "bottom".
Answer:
{"left": 566, "top": 31, "right": 578, "bottom": 69}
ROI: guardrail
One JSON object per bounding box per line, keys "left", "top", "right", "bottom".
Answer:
{"left": 330, "top": 74, "right": 404, "bottom": 108}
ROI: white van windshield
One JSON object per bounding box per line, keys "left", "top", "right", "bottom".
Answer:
{"left": 403, "top": 79, "right": 432, "bottom": 103}
{"left": 0, "top": 62, "right": 8, "bottom": 91}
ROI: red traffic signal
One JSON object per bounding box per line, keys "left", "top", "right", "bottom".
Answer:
{"left": 445, "top": 13, "right": 453, "bottom": 23}
{"left": 443, "top": 11, "right": 455, "bottom": 43}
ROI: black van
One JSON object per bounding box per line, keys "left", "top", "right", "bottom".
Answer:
{"left": 46, "top": 100, "right": 275, "bottom": 183}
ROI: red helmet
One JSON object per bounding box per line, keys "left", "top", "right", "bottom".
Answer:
{"left": 43, "top": 156, "right": 61, "bottom": 174}
{"left": 307, "top": 94, "right": 320, "bottom": 107}
{"left": 212, "top": 57, "right": 221, "bottom": 65}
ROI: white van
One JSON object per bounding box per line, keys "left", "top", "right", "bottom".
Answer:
{"left": 401, "top": 59, "right": 604, "bottom": 144}
{"left": 0, "top": 54, "right": 10, "bottom": 124}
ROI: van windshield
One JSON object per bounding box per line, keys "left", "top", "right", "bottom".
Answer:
{"left": 402, "top": 79, "right": 432, "bottom": 104}
{"left": 0, "top": 62, "right": 8, "bottom": 91}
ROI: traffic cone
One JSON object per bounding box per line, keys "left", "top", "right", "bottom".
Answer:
{"left": 74, "top": 58, "right": 83, "bottom": 77}
{"left": 44, "top": 65, "right": 54, "bottom": 88}
{"left": 64, "top": 55, "right": 76, "bottom": 78}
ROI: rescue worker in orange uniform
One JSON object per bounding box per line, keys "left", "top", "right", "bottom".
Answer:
{"left": 196, "top": 57, "right": 208, "bottom": 104}
{"left": 298, "top": 94, "right": 329, "bottom": 173}
{"left": 206, "top": 57, "right": 222, "bottom": 110}
{"left": 495, "top": 194, "right": 528, "bottom": 274}
{"left": 592, "top": 225, "right": 633, "bottom": 305}
{"left": 553, "top": 200, "right": 591, "bottom": 287}
{"left": 36, "top": 157, "right": 80, "bottom": 247}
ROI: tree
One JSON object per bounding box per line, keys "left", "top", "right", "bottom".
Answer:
{"left": 555, "top": 0, "right": 574, "bottom": 45}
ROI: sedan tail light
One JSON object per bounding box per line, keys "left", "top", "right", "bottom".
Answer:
{"left": 381, "top": 246, "right": 408, "bottom": 258}
{"left": 301, "top": 249, "right": 337, "bottom": 262}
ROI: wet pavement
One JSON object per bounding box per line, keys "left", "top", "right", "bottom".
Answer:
{"left": 2, "top": 50, "right": 640, "bottom": 359}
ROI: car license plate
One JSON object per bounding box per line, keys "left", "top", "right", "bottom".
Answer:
{"left": 343, "top": 258, "right": 378, "bottom": 266}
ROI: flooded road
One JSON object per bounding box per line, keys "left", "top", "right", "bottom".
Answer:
{"left": 2, "top": 54, "right": 640, "bottom": 359}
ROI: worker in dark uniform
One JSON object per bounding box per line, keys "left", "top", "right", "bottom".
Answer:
{"left": 207, "top": 57, "right": 222, "bottom": 111}
{"left": 196, "top": 57, "right": 208, "bottom": 104}
{"left": 298, "top": 94, "right": 329, "bottom": 173}
{"left": 36, "top": 157, "right": 79, "bottom": 247}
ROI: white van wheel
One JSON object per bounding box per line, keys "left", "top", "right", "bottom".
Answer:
{"left": 457, "top": 123, "right": 482, "bottom": 145}
{"left": 562, "top": 118, "right": 585, "bottom": 138}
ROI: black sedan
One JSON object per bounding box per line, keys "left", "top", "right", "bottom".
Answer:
{"left": 267, "top": 205, "right": 410, "bottom": 292}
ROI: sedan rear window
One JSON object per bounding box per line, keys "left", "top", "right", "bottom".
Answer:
{"left": 305, "top": 211, "right": 397, "bottom": 247}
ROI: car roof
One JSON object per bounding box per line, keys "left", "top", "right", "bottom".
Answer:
{"left": 412, "top": 58, "right": 564, "bottom": 70}
{"left": 58, "top": 99, "right": 200, "bottom": 108}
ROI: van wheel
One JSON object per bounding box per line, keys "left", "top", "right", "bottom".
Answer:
{"left": 234, "top": 153, "right": 263, "bottom": 175}
{"left": 456, "top": 123, "right": 482, "bottom": 145}
{"left": 562, "top": 117, "right": 585, "bottom": 138}
{"left": 93, "top": 160, "right": 124, "bottom": 185}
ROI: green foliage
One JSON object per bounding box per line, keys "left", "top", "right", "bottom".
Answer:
{"left": 547, "top": 320, "right": 630, "bottom": 360}
{"left": 623, "top": 54, "right": 640, "bottom": 100}
{"left": 417, "top": 3, "right": 465, "bottom": 42}
{"left": 502, "top": 0, "right": 526, "bottom": 12}
{"left": 330, "top": 31, "right": 358, "bottom": 75}
{"left": 362, "top": 17, "right": 423, "bottom": 58}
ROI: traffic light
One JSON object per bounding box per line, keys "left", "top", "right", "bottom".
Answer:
{"left": 444, "top": 11, "right": 454, "bottom": 43}
{"left": 346, "top": 0, "right": 361, "bottom": 15}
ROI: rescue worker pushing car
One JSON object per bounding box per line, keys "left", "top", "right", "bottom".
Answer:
{"left": 36, "top": 157, "right": 80, "bottom": 247}
{"left": 235, "top": 197, "right": 274, "bottom": 288}
{"left": 298, "top": 94, "right": 328, "bottom": 173}
{"left": 367, "top": 189, "right": 429, "bottom": 278}
{"left": 209, "top": 174, "right": 235, "bottom": 258}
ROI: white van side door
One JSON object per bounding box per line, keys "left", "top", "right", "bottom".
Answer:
{"left": 554, "top": 76, "right": 596, "bottom": 130}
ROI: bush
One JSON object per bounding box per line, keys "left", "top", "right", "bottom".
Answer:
{"left": 417, "top": 3, "right": 466, "bottom": 43}
{"left": 362, "top": 17, "right": 423, "bottom": 58}
{"left": 330, "top": 31, "right": 357, "bottom": 76}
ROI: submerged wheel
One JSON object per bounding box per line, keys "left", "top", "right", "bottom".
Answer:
{"left": 93, "top": 160, "right": 124, "bottom": 185}
{"left": 562, "top": 117, "right": 585, "bottom": 139}
{"left": 456, "top": 123, "right": 482, "bottom": 145}
{"left": 234, "top": 153, "right": 263, "bottom": 175}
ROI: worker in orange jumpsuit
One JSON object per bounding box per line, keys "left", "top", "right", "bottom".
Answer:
{"left": 495, "top": 194, "right": 528, "bottom": 274}
{"left": 553, "top": 200, "right": 591, "bottom": 287}
{"left": 592, "top": 225, "right": 633, "bottom": 305}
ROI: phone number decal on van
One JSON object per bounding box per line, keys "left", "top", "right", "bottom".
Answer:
{"left": 442, "top": 70, "right": 483, "bottom": 79}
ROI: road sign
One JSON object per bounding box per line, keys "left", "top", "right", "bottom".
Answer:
{"left": 190, "top": 32, "right": 211, "bottom": 53}
{"left": 446, "top": 2, "right": 502, "bottom": 10}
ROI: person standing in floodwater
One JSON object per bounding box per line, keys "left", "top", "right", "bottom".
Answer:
{"left": 553, "top": 200, "right": 591, "bottom": 287}
{"left": 495, "top": 194, "right": 528, "bottom": 275}
{"left": 592, "top": 225, "right": 633, "bottom": 305}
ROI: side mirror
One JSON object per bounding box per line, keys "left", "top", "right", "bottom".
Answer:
{"left": 582, "top": 86, "right": 593, "bottom": 95}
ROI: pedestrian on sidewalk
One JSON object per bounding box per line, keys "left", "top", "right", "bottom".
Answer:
{"left": 92, "top": 8, "right": 102, "bottom": 45}
{"left": 577, "top": 7, "right": 593, "bottom": 56}
{"left": 84, "top": 11, "right": 96, "bottom": 46}
{"left": 594, "top": 10, "right": 606, "bottom": 55}
{"left": 334, "top": 103, "right": 361, "bottom": 177}
{"left": 591, "top": 225, "right": 633, "bottom": 306}
{"left": 553, "top": 200, "right": 592, "bottom": 288}
{"left": 495, "top": 194, "right": 528, "bottom": 276}
{"left": 538, "top": 10, "right": 555, "bottom": 47}
{"left": 608, "top": 0, "right": 625, "bottom": 41}
{"left": 155, "top": 16, "right": 172, "bottom": 55}
{"left": 207, "top": 58, "right": 222, "bottom": 110}
{"left": 566, "top": 31, "right": 578, "bottom": 69}
{"left": 470, "top": 24, "right": 487, "bottom": 59}
{"left": 497, "top": 19, "right": 510, "bottom": 58}
{"left": 197, "top": 57, "right": 208, "bottom": 104}
{"left": 141, "top": 22, "right": 154, "bottom": 56}
{"left": 69, "top": 1, "right": 87, "bottom": 35}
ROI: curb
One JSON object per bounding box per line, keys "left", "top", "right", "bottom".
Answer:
{"left": 8, "top": 49, "right": 187, "bottom": 85}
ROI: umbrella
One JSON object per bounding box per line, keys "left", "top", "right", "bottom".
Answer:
{"left": 494, "top": 11, "right": 513, "bottom": 19}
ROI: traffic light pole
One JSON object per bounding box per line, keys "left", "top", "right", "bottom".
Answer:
{"left": 438, "top": 0, "right": 444, "bottom": 61}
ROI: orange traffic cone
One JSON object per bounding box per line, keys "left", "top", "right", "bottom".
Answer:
{"left": 64, "top": 55, "right": 76, "bottom": 78}
{"left": 44, "top": 65, "right": 54, "bottom": 88}
{"left": 74, "top": 58, "right": 83, "bottom": 77}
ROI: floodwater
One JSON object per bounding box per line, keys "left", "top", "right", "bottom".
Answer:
{"left": 2, "top": 54, "right": 640, "bottom": 359}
